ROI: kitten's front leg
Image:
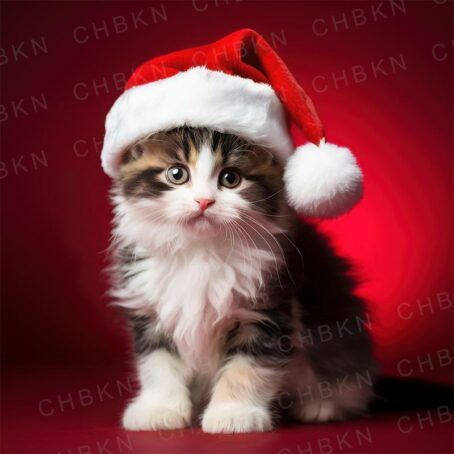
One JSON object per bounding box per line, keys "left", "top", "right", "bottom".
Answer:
{"left": 202, "top": 316, "right": 292, "bottom": 433}
{"left": 201, "top": 355, "right": 281, "bottom": 433}
{"left": 122, "top": 318, "right": 191, "bottom": 431}
{"left": 123, "top": 349, "right": 191, "bottom": 430}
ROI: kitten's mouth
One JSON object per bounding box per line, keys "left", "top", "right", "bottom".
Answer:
{"left": 185, "top": 212, "right": 216, "bottom": 229}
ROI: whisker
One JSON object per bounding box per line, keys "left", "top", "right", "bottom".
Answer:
{"left": 225, "top": 221, "right": 235, "bottom": 261}
{"left": 246, "top": 187, "right": 284, "bottom": 204}
{"left": 238, "top": 217, "right": 284, "bottom": 289}
{"left": 228, "top": 219, "right": 253, "bottom": 274}
{"left": 240, "top": 213, "right": 296, "bottom": 288}
{"left": 234, "top": 222, "right": 264, "bottom": 292}
{"left": 252, "top": 212, "right": 294, "bottom": 218}
{"left": 239, "top": 208, "right": 304, "bottom": 267}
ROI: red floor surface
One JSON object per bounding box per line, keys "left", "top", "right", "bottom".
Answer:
{"left": 2, "top": 368, "right": 452, "bottom": 454}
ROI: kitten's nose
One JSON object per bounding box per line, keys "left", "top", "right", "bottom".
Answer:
{"left": 195, "top": 198, "right": 215, "bottom": 212}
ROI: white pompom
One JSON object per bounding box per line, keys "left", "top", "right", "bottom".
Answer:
{"left": 283, "top": 141, "right": 363, "bottom": 218}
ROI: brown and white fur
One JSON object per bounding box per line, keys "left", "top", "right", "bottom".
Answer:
{"left": 109, "top": 127, "right": 376, "bottom": 433}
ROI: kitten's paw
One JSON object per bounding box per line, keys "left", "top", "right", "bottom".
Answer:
{"left": 122, "top": 393, "right": 191, "bottom": 431}
{"left": 202, "top": 402, "right": 272, "bottom": 433}
{"left": 294, "top": 399, "right": 342, "bottom": 423}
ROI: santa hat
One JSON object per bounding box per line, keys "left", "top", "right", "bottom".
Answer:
{"left": 101, "top": 28, "right": 363, "bottom": 218}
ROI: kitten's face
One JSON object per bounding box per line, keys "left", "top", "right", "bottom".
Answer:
{"left": 116, "top": 128, "right": 284, "bottom": 240}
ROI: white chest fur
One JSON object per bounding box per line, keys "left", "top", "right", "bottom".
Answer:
{"left": 117, "top": 240, "right": 279, "bottom": 370}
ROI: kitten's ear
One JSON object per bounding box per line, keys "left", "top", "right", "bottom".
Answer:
{"left": 251, "top": 145, "right": 275, "bottom": 165}
{"left": 122, "top": 143, "right": 144, "bottom": 165}
{"left": 130, "top": 143, "right": 144, "bottom": 160}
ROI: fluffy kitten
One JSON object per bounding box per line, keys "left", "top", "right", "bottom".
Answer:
{"left": 109, "top": 127, "right": 376, "bottom": 433}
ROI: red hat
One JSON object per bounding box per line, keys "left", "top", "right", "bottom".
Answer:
{"left": 102, "top": 29, "right": 363, "bottom": 218}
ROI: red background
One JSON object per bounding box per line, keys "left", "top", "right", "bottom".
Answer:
{"left": 1, "top": 1, "right": 452, "bottom": 453}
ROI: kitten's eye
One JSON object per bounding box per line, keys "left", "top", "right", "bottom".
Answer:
{"left": 219, "top": 168, "right": 241, "bottom": 188}
{"left": 166, "top": 166, "right": 189, "bottom": 185}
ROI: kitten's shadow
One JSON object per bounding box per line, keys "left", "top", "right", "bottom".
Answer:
{"left": 371, "top": 376, "right": 453, "bottom": 413}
